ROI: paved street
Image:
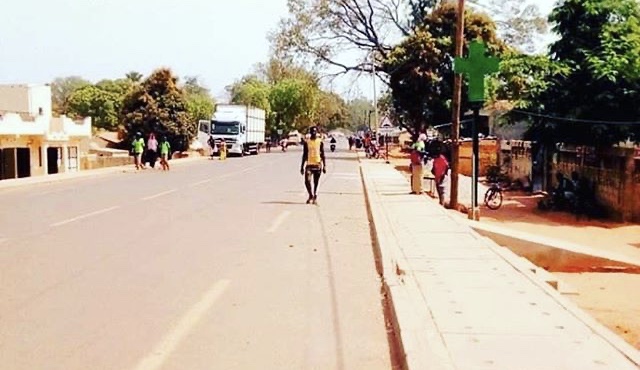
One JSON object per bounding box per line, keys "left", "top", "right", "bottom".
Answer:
{"left": 0, "top": 144, "right": 393, "bottom": 370}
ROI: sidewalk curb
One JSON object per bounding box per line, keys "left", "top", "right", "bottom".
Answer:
{"left": 0, "top": 156, "right": 206, "bottom": 191}
{"left": 358, "top": 154, "right": 456, "bottom": 370}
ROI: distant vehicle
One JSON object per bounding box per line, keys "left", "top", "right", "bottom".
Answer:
{"left": 198, "top": 105, "right": 266, "bottom": 156}
{"left": 287, "top": 131, "right": 302, "bottom": 146}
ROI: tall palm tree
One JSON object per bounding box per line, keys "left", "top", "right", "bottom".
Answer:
{"left": 125, "top": 71, "right": 143, "bottom": 83}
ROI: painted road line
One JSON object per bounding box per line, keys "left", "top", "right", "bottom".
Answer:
{"left": 219, "top": 165, "right": 261, "bottom": 179}
{"left": 189, "top": 179, "right": 212, "bottom": 187}
{"left": 51, "top": 206, "right": 120, "bottom": 227}
{"left": 141, "top": 189, "right": 177, "bottom": 201}
{"left": 132, "top": 279, "right": 231, "bottom": 370}
{"left": 267, "top": 210, "right": 292, "bottom": 233}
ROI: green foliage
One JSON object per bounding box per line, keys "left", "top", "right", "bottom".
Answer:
{"left": 531, "top": 0, "right": 640, "bottom": 146}
{"left": 96, "top": 78, "right": 134, "bottom": 96}
{"left": 181, "top": 76, "right": 216, "bottom": 122}
{"left": 345, "top": 98, "right": 375, "bottom": 131}
{"left": 185, "top": 93, "right": 215, "bottom": 122}
{"left": 120, "top": 68, "right": 192, "bottom": 151}
{"left": 382, "top": 2, "right": 505, "bottom": 135}
{"left": 490, "top": 52, "right": 569, "bottom": 109}
{"left": 66, "top": 86, "right": 121, "bottom": 131}
{"left": 315, "top": 91, "right": 349, "bottom": 131}
{"left": 229, "top": 76, "right": 272, "bottom": 113}
{"left": 229, "top": 59, "right": 349, "bottom": 135}
{"left": 269, "top": 78, "right": 318, "bottom": 131}
{"left": 51, "top": 76, "right": 92, "bottom": 115}
{"left": 476, "top": 0, "right": 548, "bottom": 53}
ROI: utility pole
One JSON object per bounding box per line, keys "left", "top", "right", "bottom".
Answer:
{"left": 449, "top": 0, "right": 465, "bottom": 210}
{"left": 371, "top": 51, "right": 379, "bottom": 133}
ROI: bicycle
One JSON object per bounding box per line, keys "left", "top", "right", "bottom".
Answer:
{"left": 484, "top": 183, "right": 503, "bottom": 210}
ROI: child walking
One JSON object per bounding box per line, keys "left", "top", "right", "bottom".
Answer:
{"left": 160, "top": 136, "right": 171, "bottom": 171}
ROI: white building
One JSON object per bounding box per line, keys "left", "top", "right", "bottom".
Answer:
{"left": 0, "top": 84, "right": 91, "bottom": 180}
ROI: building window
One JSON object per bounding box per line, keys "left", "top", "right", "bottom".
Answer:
{"left": 38, "top": 107, "right": 43, "bottom": 115}
{"left": 38, "top": 146, "right": 42, "bottom": 167}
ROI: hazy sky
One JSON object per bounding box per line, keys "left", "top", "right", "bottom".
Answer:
{"left": 0, "top": 0, "right": 558, "bottom": 100}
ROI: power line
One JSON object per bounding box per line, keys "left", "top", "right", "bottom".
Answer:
{"left": 509, "top": 109, "right": 640, "bottom": 126}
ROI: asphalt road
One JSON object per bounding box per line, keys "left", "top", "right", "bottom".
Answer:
{"left": 0, "top": 142, "right": 394, "bottom": 370}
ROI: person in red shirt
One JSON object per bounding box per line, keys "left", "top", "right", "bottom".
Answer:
{"left": 431, "top": 151, "right": 449, "bottom": 206}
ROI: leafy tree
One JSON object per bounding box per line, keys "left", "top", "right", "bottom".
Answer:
{"left": 185, "top": 93, "right": 215, "bottom": 122}
{"left": 471, "top": 0, "right": 547, "bottom": 53}
{"left": 315, "top": 91, "right": 349, "bottom": 131}
{"left": 272, "top": 0, "right": 426, "bottom": 75}
{"left": 382, "top": 2, "right": 505, "bottom": 136}
{"left": 120, "top": 68, "right": 192, "bottom": 151}
{"left": 345, "top": 97, "right": 375, "bottom": 131}
{"left": 530, "top": 0, "right": 640, "bottom": 146}
{"left": 182, "top": 76, "right": 210, "bottom": 96}
{"left": 181, "top": 76, "right": 216, "bottom": 122}
{"left": 269, "top": 78, "right": 318, "bottom": 131}
{"left": 51, "top": 76, "right": 91, "bottom": 115}
{"left": 96, "top": 78, "right": 134, "bottom": 96}
{"left": 228, "top": 75, "right": 272, "bottom": 112}
{"left": 489, "top": 52, "right": 568, "bottom": 110}
{"left": 67, "top": 85, "right": 120, "bottom": 131}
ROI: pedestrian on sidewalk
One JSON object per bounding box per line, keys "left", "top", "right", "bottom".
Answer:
{"left": 131, "top": 132, "right": 145, "bottom": 170}
{"left": 432, "top": 149, "right": 450, "bottom": 206}
{"left": 300, "top": 126, "right": 326, "bottom": 204}
{"left": 146, "top": 133, "right": 159, "bottom": 169}
{"left": 410, "top": 134, "right": 426, "bottom": 194}
{"left": 159, "top": 136, "right": 171, "bottom": 171}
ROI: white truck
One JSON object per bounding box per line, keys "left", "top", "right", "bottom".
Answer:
{"left": 198, "top": 105, "right": 266, "bottom": 156}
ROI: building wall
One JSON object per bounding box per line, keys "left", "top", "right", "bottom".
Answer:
{"left": 499, "top": 140, "right": 533, "bottom": 183}
{"left": 458, "top": 140, "right": 499, "bottom": 177}
{"left": 0, "top": 84, "right": 52, "bottom": 117}
{"left": 551, "top": 147, "right": 640, "bottom": 222}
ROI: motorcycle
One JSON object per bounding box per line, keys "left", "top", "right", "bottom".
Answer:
{"left": 330, "top": 144, "right": 336, "bottom": 152}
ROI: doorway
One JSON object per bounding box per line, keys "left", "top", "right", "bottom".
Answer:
{"left": 47, "top": 147, "right": 60, "bottom": 174}
{"left": 16, "top": 148, "right": 30, "bottom": 178}
{"left": 67, "top": 146, "right": 78, "bottom": 171}
{"left": 1, "top": 148, "right": 16, "bottom": 180}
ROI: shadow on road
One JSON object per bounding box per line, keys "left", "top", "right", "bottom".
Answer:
{"left": 261, "top": 201, "right": 308, "bottom": 205}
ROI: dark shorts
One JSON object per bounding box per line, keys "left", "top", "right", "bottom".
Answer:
{"left": 305, "top": 164, "right": 322, "bottom": 175}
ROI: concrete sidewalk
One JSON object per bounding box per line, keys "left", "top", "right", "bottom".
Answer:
{"left": 359, "top": 158, "right": 640, "bottom": 370}
{"left": 0, "top": 155, "right": 205, "bottom": 190}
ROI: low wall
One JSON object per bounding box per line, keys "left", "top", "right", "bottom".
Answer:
{"left": 553, "top": 147, "right": 640, "bottom": 222}
{"left": 81, "top": 155, "right": 131, "bottom": 170}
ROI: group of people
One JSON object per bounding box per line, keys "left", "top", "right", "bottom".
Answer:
{"left": 131, "top": 132, "right": 171, "bottom": 171}
{"left": 409, "top": 134, "right": 449, "bottom": 206}
{"left": 207, "top": 135, "right": 228, "bottom": 160}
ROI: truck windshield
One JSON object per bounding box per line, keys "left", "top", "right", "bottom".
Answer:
{"left": 212, "top": 121, "right": 239, "bottom": 135}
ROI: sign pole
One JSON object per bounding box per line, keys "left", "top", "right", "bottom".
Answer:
{"left": 453, "top": 40, "right": 500, "bottom": 221}
{"left": 385, "top": 133, "right": 390, "bottom": 164}
{"left": 471, "top": 104, "right": 481, "bottom": 219}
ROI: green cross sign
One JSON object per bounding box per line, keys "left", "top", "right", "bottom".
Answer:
{"left": 454, "top": 41, "right": 500, "bottom": 103}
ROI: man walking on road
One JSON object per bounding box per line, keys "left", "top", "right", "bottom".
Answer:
{"left": 300, "top": 126, "right": 326, "bottom": 204}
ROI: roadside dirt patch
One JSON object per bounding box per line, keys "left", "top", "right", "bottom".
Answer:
{"left": 554, "top": 273, "right": 640, "bottom": 350}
